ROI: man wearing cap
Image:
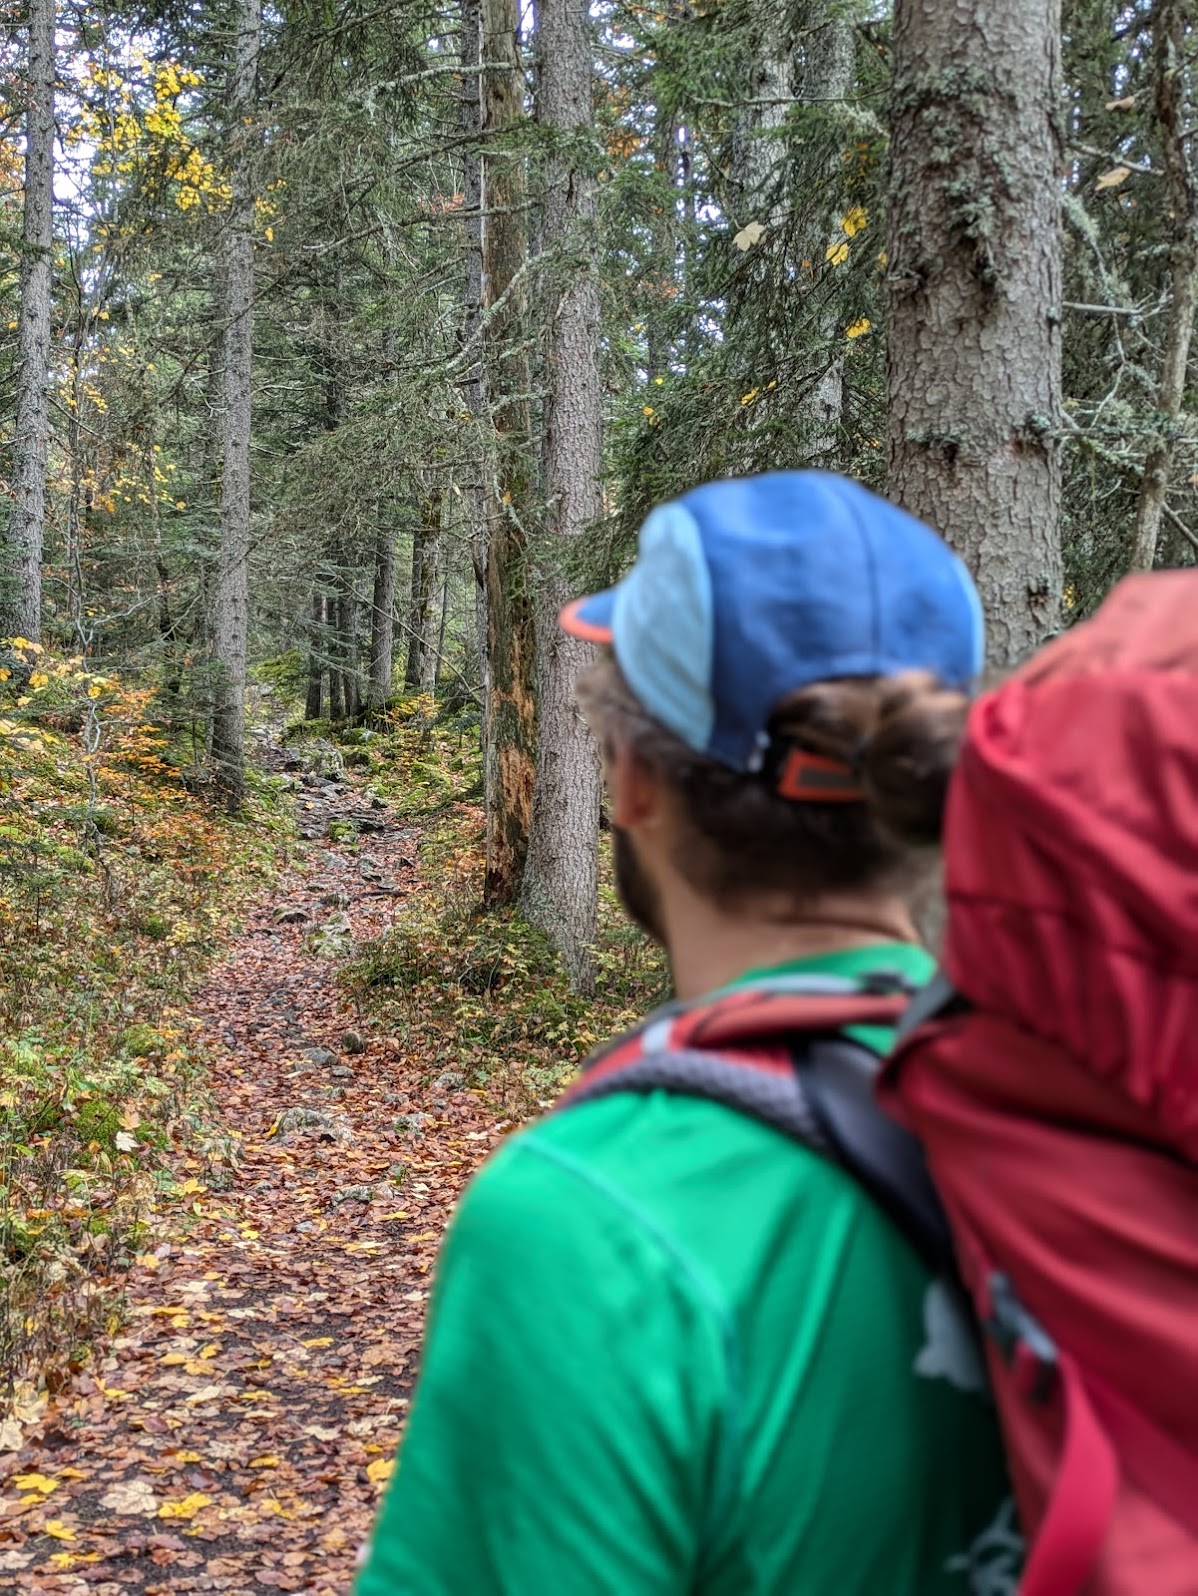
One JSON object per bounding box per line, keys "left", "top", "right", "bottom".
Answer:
{"left": 356, "top": 473, "right": 1016, "bottom": 1595}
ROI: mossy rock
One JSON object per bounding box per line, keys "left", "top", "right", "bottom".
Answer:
{"left": 120, "top": 1023, "right": 164, "bottom": 1059}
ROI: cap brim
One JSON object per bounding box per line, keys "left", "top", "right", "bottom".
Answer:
{"left": 559, "top": 590, "right": 616, "bottom": 643}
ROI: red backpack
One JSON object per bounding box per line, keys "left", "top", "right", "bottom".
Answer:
{"left": 879, "top": 570, "right": 1198, "bottom": 1594}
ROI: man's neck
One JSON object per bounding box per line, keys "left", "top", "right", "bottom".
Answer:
{"left": 662, "top": 889, "right": 921, "bottom": 1002}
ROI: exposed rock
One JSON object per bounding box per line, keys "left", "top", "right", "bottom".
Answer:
{"left": 302, "top": 1046, "right": 338, "bottom": 1068}
{"left": 273, "top": 906, "right": 308, "bottom": 925}
{"left": 341, "top": 1030, "right": 366, "bottom": 1055}
{"left": 331, "top": 1184, "right": 374, "bottom": 1206}
{"left": 433, "top": 1070, "right": 466, "bottom": 1093}
{"left": 393, "top": 1112, "right": 428, "bottom": 1136}
{"left": 272, "top": 1106, "right": 352, "bottom": 1144}
{"left": 330, "top": 1065, "right": 354, "bottom": 1080}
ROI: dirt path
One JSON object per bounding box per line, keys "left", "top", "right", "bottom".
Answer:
{"left": 1, "top": 769, "right": 504, "bottom": 1593}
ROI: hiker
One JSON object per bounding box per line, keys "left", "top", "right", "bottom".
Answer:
{"left": 356, "top": 471, "right": 1017, "bottom": 1596}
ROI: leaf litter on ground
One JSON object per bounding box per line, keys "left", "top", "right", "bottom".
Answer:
{"left": 0, "top": 770, "right": 507, "bottom": 1593}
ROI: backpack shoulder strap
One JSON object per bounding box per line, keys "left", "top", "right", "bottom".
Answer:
{"left": 797, "top": 1036, "right": 959, "bottom": 1280}
{"left": 559, "top": 981, "right": 960, "bottom": 1283}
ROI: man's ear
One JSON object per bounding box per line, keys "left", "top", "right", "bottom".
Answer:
{"left": 607, "top": 737, "right": 662, "bottom": 831}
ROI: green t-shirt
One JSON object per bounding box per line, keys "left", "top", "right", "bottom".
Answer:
{"left": 357, "top": 944, "right": 1020, "bottom": 1596}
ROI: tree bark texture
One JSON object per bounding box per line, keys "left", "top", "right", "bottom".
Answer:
{"left": 210, "top": 0, "right": 261, "bottom": 804}
{"left": 306, "top": 590, "right": 325, "bottom": 720}
{"left": 793, "top": 10, "right": 855, "bottom": 463}
{"left": 405, "top": 497, "right": 442, "bottom": 692}
{"left": 6, "top": 0, "right": 55, "bottom": 643}
{"left": 367, "top": 524, "right": 397, "bottom": 715}
{"left": 335, "top": 574, "right": 360, "bottom": 720}
{"left": 521, "top": 0, "right": 602, "bottom": 992}
{"left": 886, "top": 0, "right": 1063, "bottom": 669}
{"left": 1128, "top": 0, "right": 1198, "bottom": 574}
{"left": 460, "top": 0, "right": 493, "bottom": 734}
{"left": 482, "top": 0, "right": 538, "bottom": 907}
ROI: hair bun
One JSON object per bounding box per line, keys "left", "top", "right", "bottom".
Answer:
{"left": 857, "top": 671, "right": 969, "bottom": 846}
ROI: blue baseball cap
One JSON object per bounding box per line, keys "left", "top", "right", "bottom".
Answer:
{"left": 561, "top": 471, "right": 984, "bottom": 773}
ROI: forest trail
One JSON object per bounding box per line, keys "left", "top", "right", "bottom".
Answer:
{"left": 1, "top": 760, "right": 505, "bottom": 1593}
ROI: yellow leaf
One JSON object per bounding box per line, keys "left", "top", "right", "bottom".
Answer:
{"left": 264, "top": 225, "right": 274, "bottom": 242}
{"left": 135, "top": 1253, "right": 160, "bottom": 1270}
{"left": 740, "top": 388, "right": 759, "bottom": 406}
{"left": 43, "top": 1521, "right": 76, "bottom": 1541}
{"left": 845, "top": 317, "right": 872, "bottom": 339}
{"left": 0, "top": 668, "right": 9, "bottom": 681}
{"left": 841, "top": 206, "right": 868, "bottom": 237}
{"left": 367, "top": 1457, "right": 394, "bottom": 1487}
{"left": 826, "top": 241, "right": 850, "bottom": 266}
{"left": 158, "top": 1492, "right": 212, "bottom": 1521}
{"left": 1096, "top": 165, "right": 1131, "bottom": 191}
{"left": 160, "top": 1352, "right": 189, "bottom": 1366}
{"left": 86, "top": 684, "right": 103, "bottom": 699}
{"left": 302, "top": 1336, "right": 334, "bottom": 1348}
{"left": 249, "top": 1455, "right": 280, "bottom": 1469}
{"left": 642, "top": 404, "right": 655, "bottom": 417}
{"left": 14, "top": 1472, "right": 58, "bottom": 1494}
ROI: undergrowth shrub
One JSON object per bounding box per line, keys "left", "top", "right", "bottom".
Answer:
{"left": 0, "top": 641, "right": 278, "bottom": 1411}
{"left": 340, "top": 709, "right": 667, "bottom": 1121}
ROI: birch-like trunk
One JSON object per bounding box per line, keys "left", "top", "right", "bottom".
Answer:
{"left": 6, "top": 0, "right": 55, "bottom": 643}
{"left": 887, "top": 0, "right": 1063, "bottom": 668}
{"left": 1128, "top": 0, "right": 1198, "bottom": 573}
{"left": 367, "top": 525, "right": 397, "bottom": 716}
{"left": 520, "top": 0, "right": 602, "bottom": 992}
{"left": 482, "top": 0, "right": 538, "bottom": 907}
{"left": 406, "top": 497, "right": 442, "bottom": 691}
{"left": 210, "top": 0, "right": 261, "bottom": 804}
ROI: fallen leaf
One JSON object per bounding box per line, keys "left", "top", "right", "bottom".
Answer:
{"left": 1105, "top": 95, "right": 1136, "bottom": 111}
{"left": 1096, "top": 165, "right": 1131, "bottom": 190}
{"left": 733, "top": 220, "right": 766, "bottom": 251}
{"left": 114, "top": 1130, "right": 139, "bottom": 1152}
{"left": 43, "top": 1521, "right": 77, "bottom": 1542}
{"left": 366, "top": 1457, "right": 394, "bottom": 1487}
{"left": 101, "top": 1478, "right": 160, "bottom": 1516}
{"left": 158, "top": 1492, "right": 213, "bottom": 1521}
{"left": 14, "top": 1472, "right": 58, "bottom": 1495}
{"left": 185, "top": 1384, "right": 233, "bottom": 1404}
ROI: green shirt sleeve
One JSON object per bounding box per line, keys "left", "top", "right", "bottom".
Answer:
{"left": 355, "top": 1132, "right": 736, "bottom": 1596}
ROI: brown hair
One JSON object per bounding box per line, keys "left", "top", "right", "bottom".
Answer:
{"left": 576, "top": 658, "right": 968, "bottom": 911}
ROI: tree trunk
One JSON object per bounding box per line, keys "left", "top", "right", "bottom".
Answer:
{"left": 1128, "top": 0, "right": 1198, "bottom": 574}
{"left": 367, "top": 524, "right": 397, "bottom": 716}
{"left": 210, "top": 0, "right": 261, "bottom": 805}
{"left": 520, "top": 0, "right": 602, "bottom": 993}
{"left": 405, "top": 497, "right": 442, "bottom": 690}
{"left": 482, "top": 0, "right": 538, "bottom": 906}
{"left": 793, "top": 10, "right": 855, "bottom": 463}
{"left": 6, "top": 0, "right": 55, "bottom": 644}
{"left": 336, "top": 575, "right": 360, "bottom": 721}
{"left": 461, "top": 0, "right": 493, "bottom": 749}
{"left": 886, "top": 0, "right": 1063, "bottom": 668}
{"left": 306, "top": 590, "right": 325, "bottom": 720}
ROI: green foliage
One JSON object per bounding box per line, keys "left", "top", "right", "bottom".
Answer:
{"left": 342, "top": 709, "right": 666, "bottom": 1119}
{"left": 0, "top": 646, "right": 280, "bottom": 1397}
